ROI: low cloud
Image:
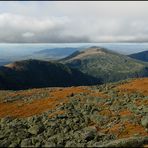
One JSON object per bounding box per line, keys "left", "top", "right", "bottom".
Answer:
{"left": 0, "top": 1, "right": 148, "bottom": 43}
{"left": 22, "top": 32, "right": 35, "bottom": 38}
{"left": 0, "top": 13, "right": 71, "bottom": 43}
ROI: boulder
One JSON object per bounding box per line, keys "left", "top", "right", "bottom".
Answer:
{"left": 97, "top": 136, "right": 148, "bottom": 147}
{"left": 82, "top": 126, "right": 97, "bottom": 141}
{"left": 28, "top": 125, "right": 44, "bottom": 135}
{"left": 0, "top": 139, "right": 11, "bottom": 147}
{"left": 141, "top": 117, "right": 148, "bottom": 128}
{"left": 44, "top": 142, "right": 56, "bottom": 147}
{"left": 65, "top": 141, "right": 77, "bottom": 147}
{"left": 21, "top": 138, "right": 32, "bottom": 147}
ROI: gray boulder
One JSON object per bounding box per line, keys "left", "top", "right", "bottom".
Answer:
{"left": 28, "top": 124, "right": 44, "bottom": 135}
{"left": 141, "top": 116, "right": 148, "bottom": 128}
{"left": 96, "top": 136, "right": 148, "bottom": 147}
{"left": 82, "top": 126, "right": 97, "bottom": 141}
{"left": 21, "top": 138, "right": 32, "bottom": 147}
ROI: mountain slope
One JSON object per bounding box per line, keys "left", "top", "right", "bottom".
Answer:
{"left": 129, "top": 50, "right": 148, "bottom": 62}
{"left": 0, "top": 59, "right": 100, "bottom": 90}
{"left": 61, "top": 47, "right": 148, "bottom": 82}
{"left": 0, "top": 78, "right": 148, "bottom": 147}
{"left": 0, "top": 59, "right": 11, "bottom": 66}
{"left": 0, "top": 61, "right": 9, "bottom": 66}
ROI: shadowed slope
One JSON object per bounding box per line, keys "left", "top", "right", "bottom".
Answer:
{"left": 0, "top": 59, "right": 101, "bottom": 90}
{"left": 129, "top": 50, "right": 148, "bottom": 62}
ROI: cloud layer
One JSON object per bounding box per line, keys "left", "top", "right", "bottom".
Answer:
{"left": 0, "top": 1, "right": 148, "bottom": 43}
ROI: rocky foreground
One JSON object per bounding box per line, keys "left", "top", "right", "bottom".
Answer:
{"left": 0, "top": 78, "right": 148, "bottom": 147}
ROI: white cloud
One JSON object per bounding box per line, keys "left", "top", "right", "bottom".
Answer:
{"left": 22, "top": 32, "right": 35, "bottom": 38}
{"left": 0, "top": 13, "right": 70, "bottom": 43}
{"left": 0, "top": 1, "right": 148, "bottom": 43}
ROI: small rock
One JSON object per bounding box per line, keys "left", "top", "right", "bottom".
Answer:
{"left": 16, "top": 131, "right": 30, "bottom": 139}
{"left": 65, "top": 141, "right": 77, "bottom": 147}
{"left": 46, "top": 128, "right": 55, "bottom": 137}
{"left": 44, "top": 142, "right": 56, "bottom": 147}
{"left": 73, "top": 118, "right": 80, "bottom": 123}
{"left": 1, "top": 117, "right": 13, "bottom": 124}
{"left": 0, "top": 139, "right": 11, "bottom": 147}
{"left": 82, "top": 126, "right": 97, "bottom": 141}
{"left": 9, "top": 142, "right": 19, "bottom": 147}
{"left": 21, "top": 138, "right": 32, "bottom": 147}
{"left": 63, "top": 126, "right": 71, "bottom": 133}
{"left": 57, "top": 114, "right": 67, "bottom": 119}
{"left": 28, "top": 125, "right": 44, "bottom": 135}
{"left": 35, "top": 142, "right": 41, "bottom": 147}
{"left": 141, "top": 117, "right": 148, "bottom": 128}
{"left": 97, "top": 136, "right": 148, "bottom": 147}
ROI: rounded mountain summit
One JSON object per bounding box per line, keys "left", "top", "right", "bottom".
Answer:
{"left": 61, "top": 46, "right": 148, "bottom": 82}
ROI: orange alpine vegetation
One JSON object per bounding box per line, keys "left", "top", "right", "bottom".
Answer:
{"left": 99, "top": 109, "right": 113, "bottom": 117}
{"left": 108, "top": 121, "right": 148, "bottom": 139}
{"left": 117, "top": 78, "right": 148, "bottom": 95}
{"left": 0, "top": 85, "right": 109, "bottom": 118}
{"left": 134, "top": 99, "right": 148, "bottom": 107}
{"left": 0, "top": 86, "right": 90, "bottom": 118}
{"left": 0, "top": 97, "right": 68, "bottom": 118}
{"left": 119, "top": 109, "right": 133, "bottom": 117}
{"left": 90, "top": 91, "right": 109, "bottom": 99}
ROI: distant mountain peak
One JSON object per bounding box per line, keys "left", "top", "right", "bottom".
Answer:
{"left": 85, "top": 46, "right": 108, "bottom": 53}
{"left": 4, "top": 59, "right": 42, "bottom": 70}
{"left": 129, "top": 50, "right": 148, "bottom": 62}
{"left": 72, "top": 47, "right": 106, "bottom": 60}
{"left": 61, "top": 46, "right": 116, "bottom": 62}
{"left": 61, "top": 47, "right": 148, "bottom": 83}
{"left": 32, "top": 47, "right": 78, "bottom": 60}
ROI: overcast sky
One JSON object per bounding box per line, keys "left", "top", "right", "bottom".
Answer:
{"left": 0, "top": 1, "right": 148, "bottom": 43}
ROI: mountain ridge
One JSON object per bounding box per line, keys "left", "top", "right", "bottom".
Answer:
{"left": 61, "top": 46, "right": 148, "bottom": 82}
{"left": 30, "top": 47, "right": 79, "bottom": 60}
{"left": 0, "top": 59, "right": 101, "bottom": 90}
{"left": 129, "top": 50, "right": 148, "bottom": 62}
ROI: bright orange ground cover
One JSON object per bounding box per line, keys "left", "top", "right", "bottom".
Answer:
{"left": 0, "top": 86, "right": 89, "bottom": 118}
{"left": 117, "top": 78, "right": 148, "bottom": 95}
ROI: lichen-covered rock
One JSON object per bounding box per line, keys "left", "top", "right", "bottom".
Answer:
{"left": 43, "top": 142, "right": 56, "bottom": 147}
{"left": 141, "top": 117, "right": 148, "bottom": 128}
{"left": 0, "top": 139, "right": 11, "bottom": 147}
{"left": 1, "top": 117, "right": 13, "bottom": 124}
{"left": 0, "top": 79, "right": 148, "bottom": 147}
{"left": 97, "top": 136, "right": 148, "bottom": 147}
{"left": 16, "top": 131, "right": 30, "bottom": 139}
{"left": 65, "top": 141, "right": 78, "bottom": 147}
{"left": 143, "top": 107, "right": 148, "bottom": 114}
{"left": 20, "top": 138, "right": 32, "bottom": 147}
{"left": 81, "top": 126, "right": 97, "bottom": 141}
{"left": 9, "top": 142, "right": 19, "bottom": 147}
{"left": 46, "top": 128, "right": 56, "bottom": 137}
{"left": 28, "top": 124, "right": 44, "bottom": 135}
